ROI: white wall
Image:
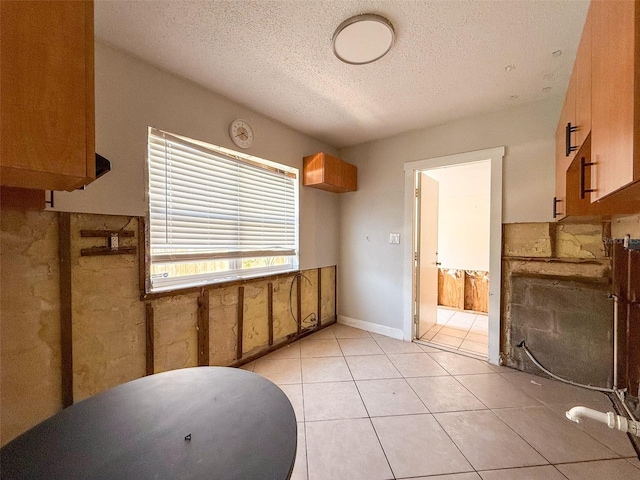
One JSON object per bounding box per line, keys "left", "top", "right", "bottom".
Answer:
{"left": 338, "top": 97, "right": 559, "bottom": 330}
{"left": 53, "top": 42, "right": 340, "bottom": 270}
{"left": 425, "top": 161, "right": 490, "bottom": 271}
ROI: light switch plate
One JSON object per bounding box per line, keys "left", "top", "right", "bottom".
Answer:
{"left": 389, "top": 233, "right": 400, "bottom": 244}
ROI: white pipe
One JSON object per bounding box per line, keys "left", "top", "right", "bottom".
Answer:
{"left": 566, "top": 406, "right": 639, "bottom": 437}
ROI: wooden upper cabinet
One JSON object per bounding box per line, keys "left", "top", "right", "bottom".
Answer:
{"left": 575, "top": 7, "right": 592, "bottom": 147}
{"left": 303, "top": 152, "right": 357, "bottom": 193}
{"left": 0, "top": 0, "right": 95, "bottom": 192}
{"left": 565, "top": 135, "right": 640, "bottom": 217}
{"left": 590, "top": 0, "right": 639, "bottom": 202}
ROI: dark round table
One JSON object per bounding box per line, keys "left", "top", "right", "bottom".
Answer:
{"left": 1, "top": 367, "right": 297, "bottom": 479}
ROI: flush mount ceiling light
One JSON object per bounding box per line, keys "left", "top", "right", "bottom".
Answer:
{"left": 332, "top": 14, "right": 395, "bottom": 65}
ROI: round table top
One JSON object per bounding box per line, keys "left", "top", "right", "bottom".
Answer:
{"left": 1, "top": 367, "right": 297, "bottom": 480}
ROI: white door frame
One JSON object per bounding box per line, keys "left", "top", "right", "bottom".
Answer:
{"left": 402, "top": 146, "right": 504, "bottom": 365}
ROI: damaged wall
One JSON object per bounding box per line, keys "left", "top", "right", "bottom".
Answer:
{"left": 0, "top": 210, "right": 336, "bottom": 446}
{"left": 1, "top": 210, "right": 61, "bottom": 445}
{"left": 501, "top": 222, "right": 613, "bottom": 386}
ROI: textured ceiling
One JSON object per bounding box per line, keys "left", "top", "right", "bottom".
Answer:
{"left": 95, "top": 0, "right": 589, "bottom": 148}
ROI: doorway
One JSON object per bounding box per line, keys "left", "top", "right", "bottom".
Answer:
{"left": 402, "top": 147, "right": 504, "bottom": 365}
{"left": 416, "top": 162, "right": 491, "bottom": 357}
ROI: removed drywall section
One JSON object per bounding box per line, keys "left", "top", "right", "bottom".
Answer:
{"left": 153, "top": 293, "right": 199, "bottom": 374}
{"left": 209, "top": 285, "right": 239, "bottom": 366}
{"left": 272, "top": 276, "right": 300, "bottom": 343}
{"left": 1, "top": 210, "right": 338, "bottom": 445}
{"left": 501, "top": 222, "right": 613, "bottom": 387}
{"left": 611, "top": 214, "right": 640, "bottom": 238}
{"left": 70, "top": 214, "right": 145, "bottom": 402}
{"left": 320, "top": 267, "right": 336, "bottom": 325}
{"left": 464, "top": 271, "right": 489, "bottom": 313}
{"left": 243, "top": 281, "right": 270, "bottom": 355}
{"left": 1, "top": 210, "right": 61, "bottom": 446}
{"left": 503, "top": 223, "right": 552, "bottom": 257}
{"left": 438, "top": 269, "right": 464, "bottom": 310}
{"left": 556, "top": 223, "right": 605, "bottom": 258}
{"left": 300, "top": 269, "right": 319, "bottom": 329}
{"left": 508, "top": 276, "right": 612, "bottom": 386}
{"left": 437, "top": 269, "right": 489, "bottom": 313}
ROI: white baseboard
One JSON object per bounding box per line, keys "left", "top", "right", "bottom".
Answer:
{"left": 337, "top": 315, "right": 404, "bottom": 340}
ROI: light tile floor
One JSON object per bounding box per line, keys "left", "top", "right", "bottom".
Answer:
{"left": 243, "top": 323, "right": 639, "bottom": 480}
{"left": 420, "top": 308, "right": 488, "bottom": 356}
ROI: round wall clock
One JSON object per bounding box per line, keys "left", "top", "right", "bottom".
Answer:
{"left": 229, "top": 119, "right": 254, "bottom": 149}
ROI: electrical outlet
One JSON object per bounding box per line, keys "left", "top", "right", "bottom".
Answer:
{"left": 389, "top": 233, "right": 400, "bottom": 244}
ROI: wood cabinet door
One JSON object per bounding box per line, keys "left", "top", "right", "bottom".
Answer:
{"left": 554, "top": 68, "right": 577, "bottom": 220}
{"left": 554, "top": 120, "right": 568, "bottom": 220}
{"left": 591, "top": 0, "right": 636, "bottom": 202}
{"left": 322, "top": 154, "right": 343, "bottom": 189}
{"left": 0, "top": 0, "right": 95, "bottom": 191}
{"left": 575, "top": 7, "right": 592, "bottom": 147}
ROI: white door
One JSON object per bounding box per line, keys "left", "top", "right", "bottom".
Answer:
{"left": 416, "top": 173, "right": 439, "bottom": 338}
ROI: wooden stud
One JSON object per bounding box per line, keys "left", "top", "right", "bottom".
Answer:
{"left": 80, "top": 229, "right": 135, "bottom": 238}
{"left": 138, "top": 217, "right": 146, "bottom": 297}
{"left": 268, "top": 282, "right": 274, "bottom": 346}
{"left": 145, "top": 302, "right": 154, "bottom": 376}
{"left": 140, "top": 269, "right": 302, "bottom": 301}
{"left": 228, "top": 320, "right": 335, "bottom": 369}
{"left": 296, "top": 274, "right": 302, "bottom": 334}
{"left": 237, "top": 286, "right": 244, "bottom": 360}
{"left": 59, "top": 212, "right": 73, "bottom": 408}
{"left": 80, "top": 246, "right": 137, "bottom": 256}
{"left": 317, "top": 268, "right": 322, "bottom": 327}
{"left": 197, "top": 289, "right": 210, "bottom": 366}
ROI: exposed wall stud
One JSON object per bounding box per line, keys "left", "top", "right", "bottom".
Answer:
{"left": 237, "top": 286, "right": 245, "bottom": 360}
{"left": 145, "top": 302, "right": 154, "bottom": 375}
{"left": 59, "top": 212, "right": 73, "bottom": 408}
{"left": 296, "top": 275, "right": 302, "bottom": 333}
{"left": 268, "top": 282, "right": 274, "bottom": 346}
{"left": 197, "top": 289, "right": 210, "bottom": 366}
{"left": 138, "top": 217, "right": 146, "bottom": 296}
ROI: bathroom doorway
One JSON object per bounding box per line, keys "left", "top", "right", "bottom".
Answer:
{"left": 415, "top": 162, "right": 491, "bottom": 357}
{"left": 403, "top": 147, "right": 504, "bottom": 364}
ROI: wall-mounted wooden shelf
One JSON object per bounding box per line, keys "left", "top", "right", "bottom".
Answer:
{"left": 302, "top": 152, "right": 357, "bottom": 193}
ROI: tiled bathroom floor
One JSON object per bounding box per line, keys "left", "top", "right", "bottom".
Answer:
{"left": 243, "top": 323, "right": 639, "bottom": 480}
{"left": 420, "top": 307, "right": 488, "bottom": 356}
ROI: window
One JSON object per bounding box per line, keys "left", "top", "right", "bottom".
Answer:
{"left": 147, "top": 128, "right": 298, "bottom": 292}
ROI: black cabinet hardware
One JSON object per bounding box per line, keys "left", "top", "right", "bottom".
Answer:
{"left": 579, "top": 157, "right": 596, "bottom": 199}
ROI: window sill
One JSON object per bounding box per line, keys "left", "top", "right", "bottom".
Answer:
{"left": 141, "top": 268, "right": 301, "bottom": 301}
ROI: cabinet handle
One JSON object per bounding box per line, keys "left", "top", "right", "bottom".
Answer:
{"left": 565, "top": 122, "right": 578, "bottom": 157}
{"left": 553, "top": 196, "right": 563, "bottom": 218}
{"left": 579, "top": 157, "right": 595, "bottom": 200}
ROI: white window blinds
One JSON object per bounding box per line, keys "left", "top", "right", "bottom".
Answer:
{"left": 148, "top": 128, "right": 298, "bottom": 264}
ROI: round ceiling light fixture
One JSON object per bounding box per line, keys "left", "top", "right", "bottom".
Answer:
{"left": 332, "top": 14, "right": 395, "bottom": 65}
